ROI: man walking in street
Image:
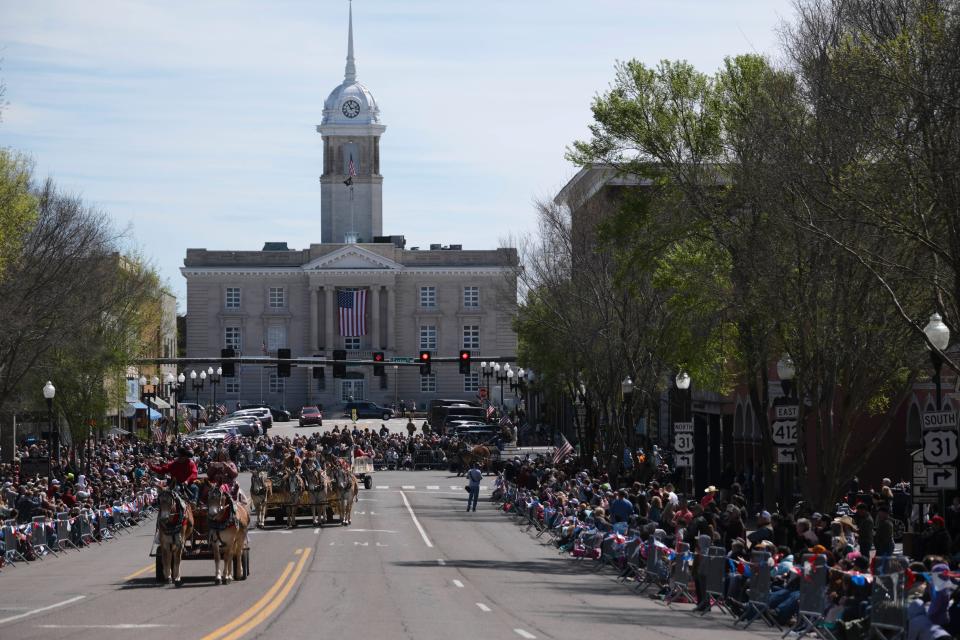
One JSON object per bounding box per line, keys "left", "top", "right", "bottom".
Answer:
{"left": 466, "top": 462, "right": 483, "bottom": 512}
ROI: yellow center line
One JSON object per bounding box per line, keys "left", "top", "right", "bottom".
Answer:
{"left": 217, "top": 548, "right": 313, "bottom": 640}
{"left": 124, "top": 563, "right": 156, "bottom": 581}
{"left": 200, "top": 550, "right": 301, "bottom": 640}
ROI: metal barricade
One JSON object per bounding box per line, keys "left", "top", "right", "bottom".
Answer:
{"left": 636, "top": 539, "right": 668, "bottom": 593}
{"left": 701, "top": 546, "right": 733, "bottom": 616}
{"left": 3, "top": 519, "right": 28, "bottom": 564}
{"left": 30, "top": 516, "right": 55, "bottom": 557}
{"left": 55, "top": 512, "right": 78, "bottom": 552}
{"left": 793, "top": 553, "right": 834, "bottom": 640}
{"left": 413, "top": 451, "right": 434, "bottom": 470}
{"left": 665, "top": 542, "right": 697, "bottom": 606}
{"left": 78, "top": 510, "right": 99, "bottom": 545}
{"left": 870, "top": 556, "right": 909, "bottom": 640}
{"left": 737, "top": 550, "right": 779, "bottom": 629}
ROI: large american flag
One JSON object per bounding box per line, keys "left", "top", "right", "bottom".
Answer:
{"left": 552, "top": 434, "right": 574, "bottom": 466}
{"left": 338, "top": 289, "right": 367, "bottom": 337}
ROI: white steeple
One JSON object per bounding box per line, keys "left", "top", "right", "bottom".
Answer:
{"left": 344, "top": 0, "right": 356, "bottom": 84}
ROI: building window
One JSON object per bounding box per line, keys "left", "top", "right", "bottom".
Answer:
{"left": 463, "top": 286, "right": 479, "bottom": 308}
{"left": 344, "top": 336, "right": 361, "bottom": 350}
{"left": 420, "top": 373, "right": 436, "bottom": 393}
{"left": 225, "top": 287, "right": 241, "bottom": 309}
{"left": 419, "top": 286, "right": 436, "bottom": 308}
{"left": 267, "top": 325, "right": 286, "bottom": 352}
{"left": 464, "top": 373, "right": 480, "bottom": 393}
{"left": 462, "top": 325, "right": 480, "bottom": 350}
{"left": 269, "top": 373, "right": 284, "bottom": 394}
{"left": 225, "top": 326, "right": 242, "bottom": 350}
{"left": 419, "top": 325, "right": 437, "bottom": 351}
{"left": 225, "top": 379, "right": 240, "bottom": 395}
{"left": 269, "top": 287, "right": 285, "bottom": 309}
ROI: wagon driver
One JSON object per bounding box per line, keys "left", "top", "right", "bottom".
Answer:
{"left": 149, "top": 445, "right": 199, "bottom": 503}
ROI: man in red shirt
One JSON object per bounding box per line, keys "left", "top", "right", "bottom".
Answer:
{"left": 150, "top": 446, "right": 199, "bottom": 501}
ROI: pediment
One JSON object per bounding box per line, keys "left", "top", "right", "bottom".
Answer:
{"left": 302, "top": 245, "right": 402, "bottom": 271}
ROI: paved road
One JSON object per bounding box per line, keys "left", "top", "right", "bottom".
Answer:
{"left": 0, "top": 470, "right": 771, "bottom": 640}
{"left": 260, "top": 416, "right": 429, "bottom": 439}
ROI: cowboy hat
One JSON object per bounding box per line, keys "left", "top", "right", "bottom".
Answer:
{"left": 704, "top": 485, "right": 718, "bottom": 494}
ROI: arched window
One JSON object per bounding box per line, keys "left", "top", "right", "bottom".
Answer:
{"left": 745, "top": 402, "right": 757, "bottom": 441}
{"left": 734, "top": 402, "right": 745, "bottom": 439}
{"left": 906, "top": 400, "right": 922, "bottom": 449}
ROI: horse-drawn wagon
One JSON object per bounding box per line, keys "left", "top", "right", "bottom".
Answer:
{"left": 352, "top": 455, "right": 374, "bottom": 489}
{"left": 151, "top": 482, "right": 250, "bottom": 585}
{"left": 249, "top": 462, "right": 359, "bottom": 528}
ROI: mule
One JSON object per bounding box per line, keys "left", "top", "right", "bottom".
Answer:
{"left": 284, "top": 472, "right": 305, "bottom": 528}
{"left": 207, "top": 485, "right": 249, "bottom": 585}
{"left": 156, "top": 489, "right": 193, "bottom": 587}
{"left": 332, "top": 466, "right": 358, "bottom": 526}
{"left": 302, "top": 466, "right": 330, "bottom": 526}
{"left": 249, "top": 470, "right": 272, "bottom": 529}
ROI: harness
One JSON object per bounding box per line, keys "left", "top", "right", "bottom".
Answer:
{"left": 158, "top": 492, "right": 188, "bottom": 543}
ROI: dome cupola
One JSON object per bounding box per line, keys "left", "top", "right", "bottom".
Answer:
{"left": 321, "top": 1, "right": 381, "bottom": 126}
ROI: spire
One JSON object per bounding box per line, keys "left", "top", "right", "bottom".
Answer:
{"left": 344, "top": 0, "right": 356, "bottom": 84}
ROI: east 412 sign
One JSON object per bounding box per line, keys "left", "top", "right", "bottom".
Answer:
{"left": 771, "top": 421, "right": 799, "bottom": 446}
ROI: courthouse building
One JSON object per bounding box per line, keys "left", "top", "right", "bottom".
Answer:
{"left": 182, "top": 5, "right": 518, "bottom": 411}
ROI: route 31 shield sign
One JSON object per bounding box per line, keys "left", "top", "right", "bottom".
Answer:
{"left": 923, "top": 429, "right": 959, "bottom": 466}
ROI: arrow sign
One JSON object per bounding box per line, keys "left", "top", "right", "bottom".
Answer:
{"left": 928, "top": 467, "right": 958, "bottom": 490}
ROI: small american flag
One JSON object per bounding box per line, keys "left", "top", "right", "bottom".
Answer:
{"left": 338, "top": 289, "right": 367, "bottom": 337}
{"left": 216, "top": 404, "right": 228, "bottom": 419}
{"left": 553, "top": 434, "right": 574, "bottom": 466}
{"left": 224, "top": 432, "right": 237, "bottom": 446}
{"left": 486, "top": 405, "right": 496, "bottom": 419}
{"left": 499, "top": 415, "right": 512, "bottom": 426}
{"left": 348, "top": 155, "right": 357, "bottom": 177}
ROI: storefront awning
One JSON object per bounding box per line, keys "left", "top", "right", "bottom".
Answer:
{"left": 150, "top": 398, "right": 171, "bottom": 410}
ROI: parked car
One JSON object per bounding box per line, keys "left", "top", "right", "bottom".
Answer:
{"left": 298, "top": 405, "right": 323, "bottom": 428}
{"left": 179, "top": 402, "right": 208, "bottom": 426}
{"left": 207, "top": 416, "right": 262, "bottom": 437}
{"left": 238, "top": 403, "right": 290, "bottom": 423}
{"left": 343, "top": 401, "right": 393, "bottom": 421}
{"left": 184, "top": 426, "right": 238, "bottom": 441}
{"left": 231, "top": 408, "right": 273, "bottom": 431}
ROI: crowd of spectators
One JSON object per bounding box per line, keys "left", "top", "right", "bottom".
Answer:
{"left": 494, "top": 454, "right": 960, "bottom": 640}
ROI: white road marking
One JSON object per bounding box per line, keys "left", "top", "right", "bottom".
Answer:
{"left": 514, "top": 630, "right": 536, "bottom": 639}
{"left": 480, "top": 485, "right": 488, "bottom": 490}
{"left": 476, "top": 603, "right": 491, "bottom": 612}
{"left": 450, "top": 485, "right": 460, "bottom": 490}
{"left": 0, "top": 596, "right": 86, "bottom": 625}
{"left": 37, "top": 625, "right": 173, "bottom": 630}
{"left": 375, "top": 542, "right": 389, "bottom": 547}
{"left": 313, "top": 527, "right": 320, "bottom": 534}
{"left": 329, "top": 541, "right": 336, "bottom": 546}
{"left": 426, "top": 485, "right": 439, "bottom": 490}
{"left": 452, "top": 579, "right": 464, "bottom": 588}
{"left": 342, "top": 528, "right": 397, "bottom": 533}
{"left": 376, "top": 485, "right": 389, "bottom": 489}
{"left": 355, "top": 511, "right": 365, "bottom": 515}
{"left": 436, "top": 558, "right": 446, "bottom": 566}
{"left": 369, "top": 511, "right": 377, "bottom": 515}
{"left": 401, "top": 485, "right": 415, "bottom": 490}
{"left": 353, "top": 541, "right": 369, "bottom": 546}
{"left": 399, "top": 490, "right": 434, "bottom": 548}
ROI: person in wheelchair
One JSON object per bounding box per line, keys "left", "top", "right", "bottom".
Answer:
{"left": 149, "top": 445, "right": 199, "bottom": 503}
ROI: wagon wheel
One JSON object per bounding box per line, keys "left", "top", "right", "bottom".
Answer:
{"left": 242, "top": 548, "right": 250, "bottom": 578}
{"left": 363, "top": 476, "right": 373, "bottom": 490}
{"left": 155, "top": 554, "right": 164, "bottom": 583}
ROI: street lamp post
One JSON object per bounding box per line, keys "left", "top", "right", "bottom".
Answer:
{"left": 393, "top": 364, "right": 400, "bottom": 410}
{"left": 190, "top": 370, "right": 206, "bottom": 426}
{"left": 924, "top": 313, "right": 951, "bottom": 411}
{"left": 675, "top": 371, "right": 692, "bottom": 494}
{"left": 42, "top": 381, "right": 56, "bottom": 479}
{"left": 208, "top": 366, "right": 222, "bottom": 417}
{"left": 776, "top": 353, "right": 797, "bottom": 508}
{"left": 493, "top": 363, "right": 505, "bottom": 410}
{"left": 622, "top": 375, "right": 634, "bottom": 451}
{"left": 481, "top": 362, "right": 493, "bottom": 411}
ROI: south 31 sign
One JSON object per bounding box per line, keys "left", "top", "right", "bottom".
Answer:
{"left": 922, "top": 410, "right": 959, "bottom": 467}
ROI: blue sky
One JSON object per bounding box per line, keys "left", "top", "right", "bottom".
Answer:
{"left": 0, "top": 0, "right": 795, "bottom": 307}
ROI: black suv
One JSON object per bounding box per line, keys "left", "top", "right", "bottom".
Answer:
{"left": 343, "top": 401, "right": 393, "bottom": 421}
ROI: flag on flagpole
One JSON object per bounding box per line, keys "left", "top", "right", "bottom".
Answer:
{"left": 261, "top": 341, "right": 268, "bottom": 355}
{"left": 553, "top": 434, "right": 574, "bottom": 466}
{"left": 338, "top": 289, "right": 367, "bottom": 337}
{"left": 344, "top": 154, "right": 357, "bottom": 186}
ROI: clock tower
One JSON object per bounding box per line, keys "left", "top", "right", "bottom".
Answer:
{"left": 318, "top": 1, "right": 386, "bottom": 244}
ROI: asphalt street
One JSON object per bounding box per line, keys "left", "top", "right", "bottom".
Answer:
{"left": 0, "top": 467, "right": 775, "bottom": 640}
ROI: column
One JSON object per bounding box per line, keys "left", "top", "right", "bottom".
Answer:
{"left": 371, "top": 286, "right": 381, "bottom": 350}
{"left": 386, "top": 286, "right": 396, "bottom": 351}
{"left": 310, "top": 286, "right": 319, "bottom": 351}
{"left": 324, "top": 286, "right": 335, "bottom": 350}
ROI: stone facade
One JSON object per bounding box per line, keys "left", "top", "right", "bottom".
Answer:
{"left": 182, "top": 243, "right": 518, "bottom": 411}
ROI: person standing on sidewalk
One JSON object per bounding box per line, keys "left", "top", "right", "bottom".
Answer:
{"left": 466, "top": 462, "right": 483, "bottom": 512}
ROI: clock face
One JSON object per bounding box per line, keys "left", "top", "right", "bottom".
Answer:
{"left": 342, "top": 100, "right": 361, "bottom": 118}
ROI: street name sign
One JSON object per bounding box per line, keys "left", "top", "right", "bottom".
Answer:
{"left": 673, "top": 422, "right": 694, "bottom": 454}
{"left": 927, "top": 467, "right": 958, "bottom": 490}
{"left": 777, "top": 447, "right": 797, "bottom": 464}
{"left": 390, "top": 357, "right": 414, "bottom": 363}
{"left": 674, "top": 453, "right": 693, "bottom": 467}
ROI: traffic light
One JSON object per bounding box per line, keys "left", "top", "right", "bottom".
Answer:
{"left": 419, "top": 350, "right": 432, "bottom": 375}
{"left": 333, "top": 349, "right": 347, "bottom": 378}
{"left": 459, "top": 350, "right": 471, "bottom": 375}
{"left": 220, "top": 347, "right": 236, "bottom": 377}
{"left": 277, "top": 348, "right": 291, "bottom": 377}
{"left": 373, "top": 351, "right": 385, "bottom": 377}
